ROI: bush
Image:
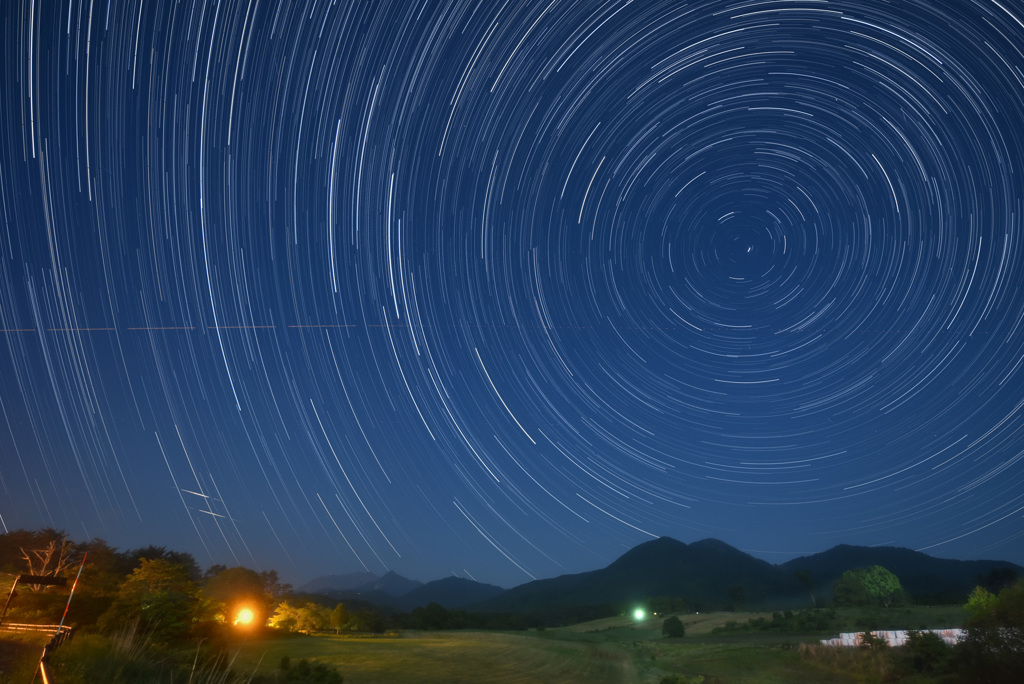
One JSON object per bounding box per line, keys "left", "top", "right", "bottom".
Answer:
{"left": 49, "top": 624, "right": 232, "bottom": 684}
{"left": 248, "top": 656, "right": 343, "bottom": 684}
{"left": 97, "top": 559, "right": 201, "bottom": 643}
{"left": 898, "top": 630, "right": 950, "bottom": 675}
{"left": 711, "top": 608, "right": 839, "bottom": 634}
{"left": 954, "top": 580, "right": 1024, "bottom": 682}
{"left": 858, "top": 631, "right": 887, "bottom": 649}
{"left": 662, "top": 616, "right": 685, "bottom": 638}
{"left": 833, "top": 566, "right": 907, "bottom": 608}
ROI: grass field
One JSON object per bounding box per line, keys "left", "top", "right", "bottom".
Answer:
{"left": 225, "top": 629, "right": 847, "bottom": 684}
{"left": 227, "top": 630, "right": 638, "bottom": 683}
{"left": 222, "top": 607, "right": 962, "bottom": 683}
{"left": 3, "top": 606, "right": 964, "bottom": 683}
{"left": 0, "top": 631, "right": 50, "bottom": 684}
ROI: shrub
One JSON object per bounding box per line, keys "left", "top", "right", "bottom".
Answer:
{"left": 49, "top": 622, "right": 232, "bottom": 684}
{"left": 833, "top": 566, "right": 907, "bottom": 608}
{"left": 662, "top": 616, "right": 685, "bottom": 638}
{"left": 859, "top": 631, "right": 887, "bottom": 649}
{"left": 247, "top": 656, "right": 343, "bottom": 683}
{"left": 899, "top": 630, "right": 950, "bottom": 675}
{"left": 954, "top": 580, "right": 1024, "bottom": 682}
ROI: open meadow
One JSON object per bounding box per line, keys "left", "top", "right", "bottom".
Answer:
{"left": 1, "top": 606, "right": 968, "bottom": 683}
{"left": 0, "top": 632, "right": 51, "bottom": 684}
{"left": 221, "top": 607, "right": 965, "bottom": 684}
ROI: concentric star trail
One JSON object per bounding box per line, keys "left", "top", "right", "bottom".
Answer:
{"left": 2, "top": 0, "right": 1024, "bottom": 586}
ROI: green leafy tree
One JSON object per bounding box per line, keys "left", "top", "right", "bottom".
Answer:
{"left": 330, "top": 603, "right": 349, "bottom": 634}
{"left": 977, "top": 567, "right": 1019, "bottom": 594}
{"left": 956, "top": 580, "right": 1024, "bottom": 681}
{"left": 202, "top": 565, "right": 282, "bottom": 626}
{"left": 272, "top": 656, "right": 344, "bottom": 683}
{"left": 0, "top": 528, "right": 74, "bottom": 575}
{"left": 649, "top": 597, "right": 689, "bottom": 614}
{"left": 268, "top": 600, "right": 330, "bottom": 632}
{"left": 98, "top": 558, "right": 201, "bottom": 642}
{"left": 833, "top": 566, "right": 905, "bottom": 607}
{"left": 794, "top": 569, "right": 816, "bottom": 607}
{"left": 407, "top": 602, "right": 450, "bottom": 630}
{"left": 295, "top": 602, "right": 331, "bottom": 632}
{"left": 118, "top": 546, "right": 200, "bottom": 581}
{"left": 269, "top": 600, "right": 300, "bottom": 631}
{"left": 662, "top": 615, "right": 685, "bottom": 638}
{"left": 0, "top": 529, "right": 79, "bottom": 623}
{"left": 964, "top": 585, "right": 998, "bottom": 620}
{"left": 347, "top": 609, "right": 386, "bottom": 633}
{"left": 69, "top": 538, "right": 128, "bottom": 627}
{"left": 900, "top": 630, "right": 950, "bottom": 675}
{"left": 859, "top": 631, "right": 888, "bottom": 648}
{"left": 861, "top": 565, "right": 905, "bottom": 607}
{"left": 728, "top": 585, "right": 746, "bottom": 609}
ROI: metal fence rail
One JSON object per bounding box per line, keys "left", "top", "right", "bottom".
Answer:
{"left": 0, "top": 622, "right": 66, "bottom": 634}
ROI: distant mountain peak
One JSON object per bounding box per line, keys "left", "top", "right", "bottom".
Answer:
{"left": 301, "top": 537, "right": 1024, "bottom": 618}
{"left": 364, "top": 571, "right": 423, "bottom": 596}
{"left": 398, "top": 576, "right": 505, "bottom": 611}
{"left": 610, "top": 536, "right": 687, "bottom": 562}
{"left": 298, "top": 571, "right": 380, "bottom": 594}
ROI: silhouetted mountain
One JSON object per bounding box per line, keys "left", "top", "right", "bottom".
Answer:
{"left": 316, "top": 587, "right": 404, "bottom": 611}
{"left": 299, "top": 571, "right": 379, "bottom": 594}
{"left": 298, "top": 570, "right": 421, "bottom": 598}
{"left": 298, "top": 538, "right": 1023, "bottom": 619}
{"left": 781, "top": 544, "right": 1023, "bottom": 602}
{"left": 398, "top": 576, "right": 504, "bottom": 610}
{"left": 360, "top": 570, "right": 423, "bottom": 597}
{"left": 473, "top": 537, "right": 802, "bottom": 614}
{"left": 469, "top": 537, "right": 1024, "bottom": 616}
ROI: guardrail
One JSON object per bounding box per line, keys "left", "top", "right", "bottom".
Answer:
{"left": 3, "top": 562, "right": 86, "bottom": 682}
{"left": 0, "top": 622, "right": 66, "bottom": 634}
{"left": 0, "top": 623, "right": 76, "bottom": 683}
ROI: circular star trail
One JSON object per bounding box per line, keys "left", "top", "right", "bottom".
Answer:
{"left": 2, "top": 0, "right": 1024, "bottom": 586}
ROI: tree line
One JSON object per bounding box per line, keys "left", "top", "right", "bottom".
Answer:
{"left": 0, "top": 528, "right": 580, "bottom": 640}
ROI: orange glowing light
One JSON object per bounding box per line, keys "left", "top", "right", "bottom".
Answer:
{"left": 234, "top": 607, "right": 256, "bottom": 626}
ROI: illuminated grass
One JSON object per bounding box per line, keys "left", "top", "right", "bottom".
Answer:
{"left": 0, "top": 633, "right": 50, "bottom": 684}
{"left": 223, "top": 627, "right": 840, "bottom": 684}
{"left": 639, "top": 641, "right": 875, "bottom": 684}
{"left": 222, "top": 607, "right": 965, "bottom": 684}
{"left": 228, "top": 631, "right": 637, "bottom": 684}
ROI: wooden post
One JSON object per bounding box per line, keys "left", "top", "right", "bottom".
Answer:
{"left": 1, "top": 575, "right": 67, "bottom": 627}
{"left": 0, "top": 576, "right": 20, "bottom": 628}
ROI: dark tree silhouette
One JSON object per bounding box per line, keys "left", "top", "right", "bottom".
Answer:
{"left": 794, "top": 569, "right": 816, "bottom": 607}
{"left": 662, "top": 615, "right": 685, "bottom": 638}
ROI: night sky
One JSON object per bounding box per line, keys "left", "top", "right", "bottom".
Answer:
{"left": 3, "top": 0, "right": 1024, "bottom": 590}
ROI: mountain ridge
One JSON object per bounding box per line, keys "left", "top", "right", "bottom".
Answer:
{"left": 299, "top": 538, "right": 1023, "bottom": 613}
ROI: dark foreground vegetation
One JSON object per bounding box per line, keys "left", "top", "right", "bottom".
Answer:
{"left": 2, "top": 528, "right": 1022, "bottom": 683}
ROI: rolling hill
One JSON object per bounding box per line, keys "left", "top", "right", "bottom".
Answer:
{"left": 398, "top": 577, "right": 505, "bottom": 611}
{"left": 471, "top": 537, "right": 803, "bottom": 614}
{"left": 781, "top": 543, "right": 1022, "bottom": 602}
{"left": 297, "top": 537, "right": 1022, "bottom": 616}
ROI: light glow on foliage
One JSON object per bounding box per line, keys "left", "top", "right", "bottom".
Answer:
{"left": 234, "top": 607, "right": 256, "bottom": 626}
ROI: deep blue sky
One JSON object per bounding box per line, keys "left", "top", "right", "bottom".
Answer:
{"left": 3, "top": 0, "right": 1024, "bottom": 589}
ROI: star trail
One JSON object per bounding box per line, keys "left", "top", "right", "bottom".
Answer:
{"left": 2, "top": 0, "right": 1024, "bottom": 588}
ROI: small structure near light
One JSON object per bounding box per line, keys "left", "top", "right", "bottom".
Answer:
{"left": 633, "top": 608, "right": 645, "bottom": 621}
{"left": 234, "top": 607, "right": 256, "bottom": 626}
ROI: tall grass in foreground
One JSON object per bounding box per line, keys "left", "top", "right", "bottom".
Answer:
{"left": 798, "top": 642, "right": 894, "bottom": 681}
{"left": 0, "top": 634, "right": 47, "bottom": 684}
{"left": 48, "top": 622, "right": 344, "bottom": 684}
{"left": 49, "top": 620, "right": 242, "bottom": 684}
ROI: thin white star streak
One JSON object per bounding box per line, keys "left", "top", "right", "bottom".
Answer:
{"left": 2, "top": 0, "right": 1024, "bottom": 586}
